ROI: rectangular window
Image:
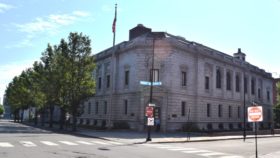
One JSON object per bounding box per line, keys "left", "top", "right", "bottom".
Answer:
{"left": 226, "top": 72, "right": 231, "bottom": 90}
{"left": 238, "top": 106, "right": 241, "bottom": 118}
{"left": 228, "top": 106, "right": 232, "bottom": 118}
{"left": 258, "top": 88, "right": 261, "bottom": 99}
{"left": 125, "top": 70, "right": 129, "bottom": 86}
{"left": 267, "top": 91, "right": 270, "bottom": 101}
{"left": 124, "top": 100, "right": 128, "bottom": 115}
{"left": 218, "top": 104, "right": 222, "bottom": 117}
{"left": 181, "top": 71, "right": 187, "bottom": 86}
{"left": 181, "top": 101, "right": 186, "bottom": 116}
{"left": 216, "top": 69, "right": 222, "bottom": 89}
{"left": 88, "top": 102, "right": 91, "bottom": 114}
{"left": 205, "top": 76, "right": 209, "bottom": 90}
{"left": 236, "top": 75, "right": 240, "bottom": 92}
{"left": 95, "top": 102, "right": 99, "bottom": 114}
{"left": 150, "top": 69, "right": 159, "bottom": 82}
{"left": 104, "top": 101, "right": 107, "bottom": 115}
{"left": 251, "top": 79, "right": 255, "bottom": 95}
{"left": 106, "top": 75, "right": 110, "bottom": 88}
{"left": 244, "top": 77, "right": 247, "bottom": 93}
{"left": 98, "top": 77, "right": 102, "bottom": 89}
{"left": 207, "top": 104, "right": 211, "bottom": 117}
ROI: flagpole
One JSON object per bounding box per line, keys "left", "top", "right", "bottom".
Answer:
{"left": 109, "top": 3, "right": 117, "bottom": 128}
{"left": 113, "top": 3, "right": 117, "bottom": 46}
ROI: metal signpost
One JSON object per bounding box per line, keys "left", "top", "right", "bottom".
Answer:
{"left": 140, "top": 81, "right": 161, "bottom": 141}
{"left": 248, "top": 105, "right": 263, "bottom": 158}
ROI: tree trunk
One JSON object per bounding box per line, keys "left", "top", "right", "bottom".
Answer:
{"left": 49, "top": 106, "right": 54, "bottom": 128}
{"left": 72, "top": 111, "right": 77, "bottom": 131}
{"left": 34, "top": 108, "right": 38, "bottom": 126}
{"left": 20, "top": 109, "right": 23, "bottom": 123}
{"left": 13, "top": 111, "right": 17, "bottom": 123}
{"left": 40, "top": 108, "right": 45, "bottom": 127}
{"left": 59, "top": 108, "right": 66, "bottom": 130}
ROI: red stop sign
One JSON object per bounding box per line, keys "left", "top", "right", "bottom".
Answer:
{"left": 145, "top": 107, "right": 154, "bottom": 118}
{"left": 248, "top": 106, "right": 263, "bottom": 122}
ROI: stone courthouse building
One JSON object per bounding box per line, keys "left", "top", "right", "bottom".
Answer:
{"left": 78, "top": 24, "right": 274, "bottom": 132}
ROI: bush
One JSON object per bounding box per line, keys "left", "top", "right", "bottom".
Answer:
{"left": 113, "top": 121, "right": 130, "bottom": 129}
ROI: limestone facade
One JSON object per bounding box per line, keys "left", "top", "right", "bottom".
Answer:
{"left": 78, "top": 25, "right": 273, "bottom": 132}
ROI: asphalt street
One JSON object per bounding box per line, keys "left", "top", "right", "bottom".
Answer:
{"left": 0, "top": 119, "right": 280, "bottom": 158}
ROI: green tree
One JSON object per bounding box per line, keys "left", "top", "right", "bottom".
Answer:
{"left": 5, "top": 71, "right": 32, "bottom": 122}
{"left": 61, "top": 32, "right": 96, "bottom": 131}
{"left": 274, "top": 82, "right": 280, "bottom": 127}
{"left": 28, "top": 62, "right": 47, "bottom": 125}
{"left": 0, "top": 104, "right": 4, "bottom": 115}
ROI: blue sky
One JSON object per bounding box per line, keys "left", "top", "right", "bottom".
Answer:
{"left": 0, "top": 0, "right": 280, "bottom": 102}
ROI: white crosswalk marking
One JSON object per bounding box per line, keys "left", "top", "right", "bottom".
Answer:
{"left": 182, "top": 150, "right": 210, "bottom": 154}
{"left": 59, "top": 141, "right": 78, "bottom": 145}
{"left": 91, "top": 141, "right": 109, "bottom": 145}
{"left": 219, "top": 156, "right": 244, "bottom": 158}
{"left": 109, "top": 141, "right": 123, "bottom": 145}
{"left": 198, "top": 152, "right": 226, "bottom": 156}
{"left": 141, "top": 144, "right": 244, "bottom": 158}
{"left": 0, "top": 142, "right": 14, "bottom": 147}
{"left": 19, "top": 141, "right": 37, "bottom": 147}
{"left": 40, "top": 141, "right": 59, "bottom": 146}
{"left": 168, "top": 147, "right": 196, "bottom": 151}
{"left": 76, "top": 141, "right": 94, "bottom": 145}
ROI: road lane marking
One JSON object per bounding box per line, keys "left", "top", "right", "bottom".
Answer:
{"left": 76, "top": 141, "right": 94, "bottom": 145}
{"left": 19, "top": 141, "right": 37, "bottom": 147}
{"left": 40, "top": 141, "right": 59, "bottom": 146}
{"left": 59, "top": 141, "right": 78, "bottom": 145}
{"left": 0, "top": 142, "right": 14, "bottom": 147}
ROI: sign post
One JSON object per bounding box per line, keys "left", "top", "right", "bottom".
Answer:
{"left": 140, "top": 80, "right": 161, "bottom": 142}
{"left": 248, "top": 105, "right": 263, "bottom": 158}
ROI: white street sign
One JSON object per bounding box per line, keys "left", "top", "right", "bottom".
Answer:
{"left": 147, "top": 118, "right": 154, "bottom": 126}
{"left": 140, "top": 81, "right": 162, "bottom": 86}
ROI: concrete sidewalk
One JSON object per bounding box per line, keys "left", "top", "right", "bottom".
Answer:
{"left": 75, "top": 128, "right": 280, "bottom": 144}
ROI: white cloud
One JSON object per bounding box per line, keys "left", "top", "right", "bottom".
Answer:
{"left": 16, "top": 17, "right": 56, "bottom": 34}
{"left": 0, "top": 60, "right": 34, "bottom": 99}
{"left": 72, "top": 11, "right": 90, "bottom": 17}
{"left": 15, "top": 10, "right": 91, "bottom": 35}
{"left": 49, "top": 14, "right": 76, "bottom": 25}
{"left": 0, "top": 3, "right": 14, "bottom": 13}
{"left": 9, "top": 10, "right": 91, "bottom": 49}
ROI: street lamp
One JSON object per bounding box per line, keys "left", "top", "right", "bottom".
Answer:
{"left": 243, "top": 73, "right": 247, "bottom": 142}
{"left": 146, "top": 36, "right": 156, "bottom": 142}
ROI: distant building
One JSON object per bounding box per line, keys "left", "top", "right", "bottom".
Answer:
{"left": 3, "top": 96, "right": 11, "bottom": 118}
{"left": 78, "top": 24, "right": 274, "bottom": 132}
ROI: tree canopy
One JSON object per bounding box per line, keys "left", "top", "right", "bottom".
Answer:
{"left": 4, "top": 32, "right": 96, "bottom": 130}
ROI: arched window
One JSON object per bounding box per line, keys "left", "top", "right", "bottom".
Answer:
{"left": 216, "top": 69, "right": 221, "bottom": 88}
{"left": 226, "top": 72, "right": 231, "bottom": 90}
